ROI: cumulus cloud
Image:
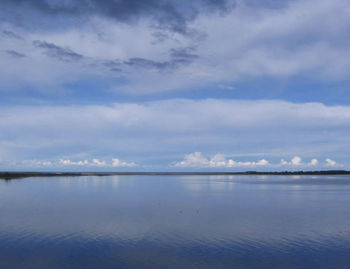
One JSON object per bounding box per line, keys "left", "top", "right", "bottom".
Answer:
{"left": 174, "top": 152, "right": 270, "bottom": 168}
{"left": 58, "top": 158, "right": 136, "bottom": 168}
{"left": 92, "top": 158, "right": 107, "bottom": 166}
{"left": 112, "top": 158, "right": 136, "bottom": 167}
{"left": 291, "top": 156, "right": 302, "bottom": 165}
{"left": 8, "top": 154, "right": 340, "bottom": 170}
{"left": 280, "top": 156, "right": 303, "bottom": 166}
{"left": 279, "top": 157, "right": 341, "bottom": 168}
{"left": 22, "top": 160, "right": 53, "bottom": 167}
{"left": 309, "top": 158, "right": 319, "bottom": 166}
{"left": 325, "top": 158, "right": 338, "bottom": 167}
{"left": 59, "top": 159, "right": 89, "bottom": 166}
{"left": 227, "top": 159, "right": 270, "bottom": 167}
{"left": 174, "top": 153, "right": 341, "bottom": 169}
{"left": 174, "top": 152, "right": 210, "bottom": 167}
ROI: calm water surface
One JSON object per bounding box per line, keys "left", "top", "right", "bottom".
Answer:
{"left": 1, "top": 175, "right": 350, "bottom": 268}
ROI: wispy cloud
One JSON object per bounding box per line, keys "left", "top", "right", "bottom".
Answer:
{"left": 33, "top": 40, "right": 84, "bottom": 62}
{"left": 1, "top": 30, "right": 22, "bottom": 39}
{"left": 5, "top": 50, "right": 26, "bottom": 58}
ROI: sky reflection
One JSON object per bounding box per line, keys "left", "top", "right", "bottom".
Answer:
{"left": 1, "top": 175, "right": 350, "bottom": 268}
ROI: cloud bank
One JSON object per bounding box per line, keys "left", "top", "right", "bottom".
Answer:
{"left": 173, "top": 152, "right": 339, "bottom": 168}
{"left": 59, "top": 158, "right": 136, "bottom": 167}
{"left": 173, "top": 152, "right": 270, "bottom": 168}
{"left": 0, "top": 99, "right": 347, "bottom": 170}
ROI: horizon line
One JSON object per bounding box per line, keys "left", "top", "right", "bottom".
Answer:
{"left": 1, "top": 170, "right": 350, "bottom": 180}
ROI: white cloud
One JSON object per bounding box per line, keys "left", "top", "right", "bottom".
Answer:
{"left": 60, "top": 159, "right": 89, "bottom": 166}
{"left": 92, "top": 158, "right": 107, "bottom": 166}
{"left": 280, "top": 156, "right": 302, "bottom": 166}
{"left": 291, "top": 156, "right": 302, "bottom": 165}
{"left": 309, "top": 158, "right": 319, "bottom": 166}
{"left": 174, "top": 152, "right": 209, "bottom": 167}
{"left": 279, "top": 157, "right": 343, "bottom": 168}
{"left": 112, "top": 158, "right": 136, "bottom": 167}
{"left": 226, "top": 159, "right": 270, "bottom": 167}
{"left": 58, "top": 158, "right": 136, "bottom": 168}
{"left": 22, "top": 160, "right": 53, "bottom": 167}
{"left": 8, "top": 155, "right": 341, "bottom": 170}
{"left": 174, "top": 152, "right": 270, "bottom": 168}
{"left": 280, "top": 159, "right": 288, "bottom": 165}
{"left": 325, "top": 158, "right": 338, "bottom": 167}
{"left": 193, "top": 0, "right": 350, "bottom": 83}
{"left": 174, "top": 153, "right": 342, "bottom": 169}
{"left": 280, "top": 156, "right": 322, "bottom": 167}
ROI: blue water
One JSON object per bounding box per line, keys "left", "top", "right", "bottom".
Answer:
{"left": 1, "top": 175, "right": 350, "bottom": 268}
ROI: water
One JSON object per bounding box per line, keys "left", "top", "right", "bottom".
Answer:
{"left": 1, "top": 175, "right": 350, "bottom": 268}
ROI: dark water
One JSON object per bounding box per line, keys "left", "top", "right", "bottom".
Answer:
{"left": 1, "top": 175, "right": 350, "bottom": 269}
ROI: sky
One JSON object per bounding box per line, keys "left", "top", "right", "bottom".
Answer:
{"left": 0, "top": 0, "right": 350, "bottom": 171}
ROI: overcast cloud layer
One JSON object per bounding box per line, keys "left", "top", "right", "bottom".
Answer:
{"left": 1, "top": 0, "right": 350, "bottom": 170}
{"left": 1, "top": 0, "right": 350, "bottom": 94}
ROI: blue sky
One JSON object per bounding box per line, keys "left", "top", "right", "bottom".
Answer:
{"left": 0, "top": 0, "right": 350, "bottom": 171}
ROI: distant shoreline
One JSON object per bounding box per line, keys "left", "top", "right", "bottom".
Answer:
{"left": 1, "top": 170, "right": 350, "bottom": 180}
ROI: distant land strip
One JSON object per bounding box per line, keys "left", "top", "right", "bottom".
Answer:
{"left": 1, "top": 171, "right": 350, "bottom": 180}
